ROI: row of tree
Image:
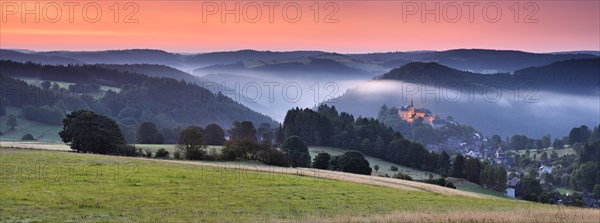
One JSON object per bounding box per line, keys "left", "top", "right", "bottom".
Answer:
{"left": 451, "top": 154, "right": 507, "bottom": 192}
{"left": 282, "top": 105, "right": 452, "bottom": 176}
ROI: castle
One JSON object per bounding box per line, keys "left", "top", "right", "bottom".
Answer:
{"left": 399, "top": 99, "right": 435, "bottom": 124}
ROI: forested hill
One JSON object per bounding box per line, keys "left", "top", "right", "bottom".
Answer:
{"left": 0, "top": 60, "right": 277, "bottom": 136}
{"left": 378, "top": 58, "right": 600, "bottom": 95}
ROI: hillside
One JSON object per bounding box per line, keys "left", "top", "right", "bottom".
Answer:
{"left": 1, "top": 148, "right": 597, "bottom": 222}
{"left": 4, "top": 48, "right": 596, "bottom": 74}
{"left": 0, "top": 61, "right": 277, "bottom": 141}
{"left": 378, "top": 59, "right": 600, "bottom": 95}
{"left": 350, "top": 49, "right": 598, "bottom": 73}
{"left": 95, "top": 64, "right": 209, "bottom": 84}
{"left": 193, "top": 57, "right": 370, "bottom": 78}
{"left": 323, "top": 59, "right": 600, "bottom": 137}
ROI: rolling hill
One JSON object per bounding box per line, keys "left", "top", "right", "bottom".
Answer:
{"left": 323, "top": 59, "right": 600, "bottom": 138}
{"left": 0, "top": 148, "right": 597, "bottom": 222}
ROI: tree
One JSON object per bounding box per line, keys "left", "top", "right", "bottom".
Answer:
{"left": 155, "top": 148, "right": 170, "bottom": 159}
{"left": 204, "top": 123, "right": 226, "bottom": 145}
{"left": 229, "top": 121, "right": 257, "bottom": 141}
{"left": 550, "top": 150, "right": 559, "bottom": 159}
{"left": 464, "top": 157, "right": 482, "bottom": 183}
{"left": 437, "top": 151, "right": 451, "bottom": 177}
{"left": 59, "top": 110, "right": 126, "bottom": 154}
{"left": 390, "top": 166, "right": 398, "bottom": 171}
{"left": 490, "top": 135, "right": 502, "bottom": 148}
{"left": 177, "top": 126, "right": 205, "bottom": 160}
{"left": 222, "top": 138, "right": 263, "bottom": 161}
{"left": 552, "top": 139, "right": 564, "bottom": 149}
{"left": 374, "top": 165, "right": 380, "bottom": 172}
{"left": 221, "top": 138, "right": 288, "bottom": 166}
{"left": 593, "top": 184, "right": 600, "bottom": 199}
{"left": 569, "top": 125, "right": 591, "bottom": 145}
{"left": 571, "top": 162, "right": 600, "bottom": 192}
{"left": 451, "top": 154, "right": 465, "bottom": 178}
{"left": 330, "top": 151, "right": 372, "bottom": 175}
{"left": 0, "top": 100, "right": 6, "bottom": 116}
{"left": 510, "top": 135, "right": 528, "bottom": 150}
{"left": 257, "top": 123, "right": 273, "bottom": 144}
{"left": 312, "top": 152, "right": 331, "bottom": 170}
{"left": 521, "top": 176, "right": 544, "bottom": 202}
{"left": 7, "top": 114, "right": 17, "bottom": 130}
{"left": 41, "top": 81, "right": 51, "bottom": 90}
{"left": 281, "top": 136, "right": 311, "bottom": 167}
{"left": 21, "top": 133, "right": 34, "bottom": 141}
{"left": 136, "top": 122, "right": 163, "bottom": 144}
{"left": 540, "top": 152, "right": 548, "bottom": 161}
{"left": 541, "top": 135, "right": 551, "bottom": 148}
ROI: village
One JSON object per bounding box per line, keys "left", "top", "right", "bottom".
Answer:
{"left": 398, "top": 102, "right": 599, "bottom": 207}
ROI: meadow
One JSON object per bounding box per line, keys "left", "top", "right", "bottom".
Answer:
{"left": 1, "top": 148, "right": 598, "bottom": 222}
{"left": 0, "top": 107, "right": 62, "bottom": 142}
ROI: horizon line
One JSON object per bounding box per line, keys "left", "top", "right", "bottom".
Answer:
{"left": 3, "top": 48, "right": 599, "bottom": 55}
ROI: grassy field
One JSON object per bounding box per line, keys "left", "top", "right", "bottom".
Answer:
{"left": 1, "top": 141, "right": 507, "bottom": 198}
{"left": 514, "top": 147, "right": 577, "bottom": 160}
{"left": 1, "top": 148, "right": 598, "bottom": 222}
{"left": 0, "top": 107, "right": 63, "bottom": 142}
{"left": 19, "top": 77, "right": 121, "bottom": 93}
{"left": 448, "top": 178, "right": 510, "bottom": 199}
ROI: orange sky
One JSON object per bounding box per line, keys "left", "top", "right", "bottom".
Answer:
{"left": 1, "top": 0, "right": 599, "bottom": 53}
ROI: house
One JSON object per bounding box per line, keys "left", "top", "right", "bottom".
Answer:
{"left": 538, "top": 165, "right": 553, "bottom": 175}
{"left": 495, "top": 147, "right": 506, "bottom": 159}
{"left": 506, "top": 177, "right": 521, "bottom": 198}
{"left": 505, "top": 188, "right": 516, "bottom": 198}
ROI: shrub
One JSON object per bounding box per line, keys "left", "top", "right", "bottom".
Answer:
{"left": 281, "top": 136, "right": 311, "bottom": 168}
{"left": 21, "top": 133, "right": 35, "bottom": 141}
{"left": 173, "top": 150, "right": 183, "bottom": 160}
{"left": 155, "top": 148, "right": 170, "bottom": 159}
{"left": 312, "top": 152, "right": 331, "bottom": 170}
{"left": 143, "top": 149, "right": 153, "bottom": 158}
{"left": 330, "top": 151, "right": 372, "bottom": 175}
{"left": 177, "top": 126, "right": 206, "bottom": 160}
{"left": 390, "top": 166, "right": 398, "bottom": 171}
{"left": 421, "top": 178, "right": 456, "bottom": 189}
{"left": 393, "top": 172, "right": 413, "bottom": 181}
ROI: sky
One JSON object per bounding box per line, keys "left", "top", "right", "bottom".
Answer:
{"left": 1, "top": 0, "right": 599, "bottom": 53}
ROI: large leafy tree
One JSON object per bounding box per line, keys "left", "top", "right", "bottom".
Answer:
{"left": 330, "top": 151, "right": 372, "bottom": 175}
{"left": 281, "top": 136, "right": 311, "bottom": 167}
{"left": 312, "top": 152, "right": 331, "bottom": 170}
{"left": 6, "top": 114, "right": 17, "bottom": 130}
{"left": 204, "top": 123, "right": 226, "bottom": 145}
{"left": 136, "top": 122, "right": 164, "bottom": 144}
{"left": 59, "top": 110, "right": 125, "bottom": 154}
{"left": 177, "top": 126, "right": 205, "bottom": 160}
{"left": 451, "top": 154, "right": 466, "bottom": 178}
{"left": 229, "top": 121, "right": 257, "bottom": 141}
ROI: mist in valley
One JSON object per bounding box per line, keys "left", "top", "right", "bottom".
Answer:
{"left": 321, "top": 80, "right": 600, "bottom": 139}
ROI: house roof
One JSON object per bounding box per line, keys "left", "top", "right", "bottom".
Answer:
{"left": 507, "top": 177, "right": 521, "bottom": 187}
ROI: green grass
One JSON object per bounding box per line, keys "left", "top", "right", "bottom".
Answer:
{"left": 553, "top": 187, "right": 577, "bottom": 196}
{"left": 448, "top": 178, "right": 511, "bottom": 199}
{"left": 0, "top": 148, "right": 554, "bottom": 222}
{"left": 0, "top": 107, "right": 62, "bottom": 142}
{"left": 513, "top": 147, "right": 576, "bottom": 160}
